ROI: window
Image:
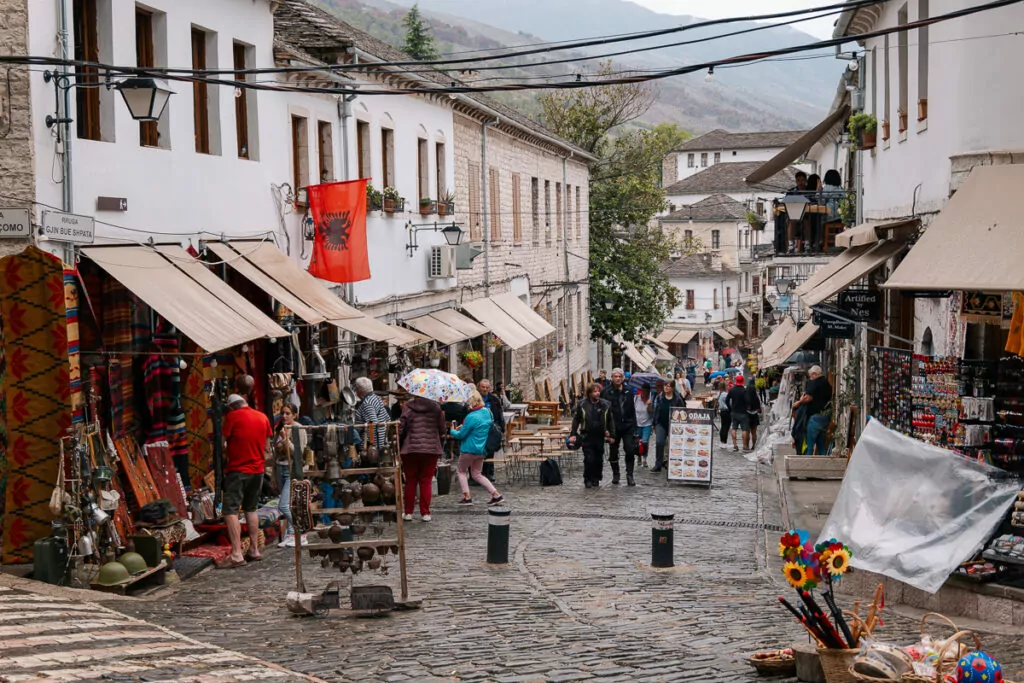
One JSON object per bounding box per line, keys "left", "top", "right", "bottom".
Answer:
{"left": 531, "top": 177, "right": 540, "bottom": 244}
{"left": 317, "top": 121, "right": 334, "bottom": 182}
{"left": 883, "top": 34, "right": 891, "bottom": 138}
{"left": 575, "top": 186, "right": 582, "bottom": 239}
{"left": 714, "top": 289, "right": 719, "bottom": 310}
{"left": 136, "top": 9, "right": 158, "bottom": 147}
{"left": 711, "top": 229, "right": 720, "bottom": 249}
{"left": 192, "top": 28, "right": 210, "bottom": 154}
{"left": 713, "top": 152, "right": 721, "bottom": 164}
{"left": 898, "top": 4, "right": 909, "bottom": 131}
{"left": 753, "top": 275, "right": 760, "bottom": 295}
{"left": 380, "top": 127, "right": 395, "bottom": 187}
{"left": 565, "top": 184, "right": 571, "bottom": 236}
{"left": 727, "top": 287, "right": 732, "bottom": 306}
{"left": 544, "top": 180, "right": 551, "bottom": 244}
{"left": 546, "top": 304, "right": 556, "bottom": 360}
{"left": 356, "top": 121, "right": 371, "bottom": 180}
{"left": 687, "top": 153, "right": 695, "bottom": 168}
{"left": 468, "top": 161, "right": 481, "bottom": 241}
{"left": 74, "top": 0, "right": 105, "bottom": 141}
{"left": 700, "top": 152, "right": 708, "bottom": 167}
{"left": 684, "top": 229, "right": 693, "bottom": 246}
{"left": 512, "top": 173, "right": 523, "bottom": 243}
{"left": 555, "top": 183, "right": 562, "bottom": 236}
{"left": 435, "top": 142, "right": 446, "bottom": 197}
{"left": 686, "top": 290, "right": 695, "bottom": 310}
{"left": 918, "top": 0, "right": 929, "bottom": 120}
{"left": 291, "top": 115, "right": 309, "bottom": 197}
{"left": 488, "top": 167, "right": 500, "bottom": 241}
{"left": 417, "top": 138, "right": 429, "bottom": 200}
{"left": 745, "top": 272, "right": 750, "bottom": 293}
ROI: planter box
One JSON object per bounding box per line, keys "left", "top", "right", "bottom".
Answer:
{"left": 785, "top": 455, "right": 848, "bottom": 480}
{"left": 858, "top": 130, "right": 877, "bottom": 150}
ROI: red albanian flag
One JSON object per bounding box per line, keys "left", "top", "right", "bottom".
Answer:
{"left": 306, "top": 179, "right": 370, "bottom": 283}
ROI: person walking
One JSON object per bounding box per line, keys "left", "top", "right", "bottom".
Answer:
{"left": 222, "top": 394, "right": 273, "bottom": 567}
{"left": 602, "top": 368, "right": 638, "bottom": 486}
{"left": 745, "top": 377, "right": 762, "bottom": 450}
{"left": 569, "top": 383, "right": 613, "bottom": 488}
{"left": 703, "top": 357, "right": 713, "bottom": 385}
{"left": 634, "top": 383, "right": 654, "bottom": 469}
{"left": 652, "top": 379, "right": 685, "bottom": 472}
{"left": 598, "top": 369, "right": 610, "bottom": 388}
{"left": 793, "top": 365, "right": 832, "bottom": 455}
{"left": 399, "top": 396, "right": 446, "bottom": 522}
{"left": 727, "top": 375, "right": 750, "bottom": 452}
{"left": 273, "top": 403, "right": 307, "bottom": 548}
{"left": 717, "top": 380, "right": 732, "bottom": 445}
{"left": 478, "top": 379, "right": 504, "bottom": 482}
{"left": 451, "top": 391, "right": 505, "bottom": 506}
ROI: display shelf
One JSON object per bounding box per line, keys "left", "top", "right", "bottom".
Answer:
{"left": 311, "top": 505, "right": 396, "bottom": 515}
{"left": 303, "top": 538, "right": 399, "bottom": 550}
{"left": 305, "top": 466, "right": 397, "bottom": 477}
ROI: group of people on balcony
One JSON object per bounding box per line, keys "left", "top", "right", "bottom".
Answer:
{"left": 774, "top": 169, "right": 845, "bottom": 255}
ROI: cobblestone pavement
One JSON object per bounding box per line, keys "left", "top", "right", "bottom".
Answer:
{"left": 104, "top": 451, "right": 1024, "bottom": 683}
{"left": 0, "top": 584, "right": 320, "bottom": 682}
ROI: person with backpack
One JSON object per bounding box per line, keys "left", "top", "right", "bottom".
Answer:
{"left": 726, "top": 375, "right": 750, "bottom": 452}
{"left": 745, "top": 376, "right": 762, "bottom": 450}
{"left": 651, "top": 379, "right": 685, "bottom": 472}
{"left": 602, "top": 368, "right": 638, "bottom": 486}
{"left": 451, "top": 391, "right": 505, "bottom": 507}
{"left": 478, "top": 379, "right": 504, "bottom": 483}
{"left": 569, "top": 383, "right": 614, "bottom": 489}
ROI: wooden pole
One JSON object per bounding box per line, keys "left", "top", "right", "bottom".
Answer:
{"left": 294, "top": 523, "right": 305, "bottom": 593}
{"left": 392, "top": 423, "right": 409, "bottom": 601}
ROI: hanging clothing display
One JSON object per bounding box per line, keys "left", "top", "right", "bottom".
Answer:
{"left": 183, "top": 351, "right": 211, "bottom": 490}
{"left": 64, "top": 267, "right": 84, "bottom": 426}
{"left": 142, "top": 334, "right": 188, "bottom": 477}
{"left": 102, "top": 279, "right": 138, "bottom": 436}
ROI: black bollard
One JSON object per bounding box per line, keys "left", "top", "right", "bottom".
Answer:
{"left": 486, "top": 506, "right": 511, "bottom": 565}
{"left": 650, "top": 510, "right": 674, "bottom": 568}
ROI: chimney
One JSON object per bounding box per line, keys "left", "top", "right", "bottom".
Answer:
{"left": 710, "top": 251, "right": 722, "bottom": 271}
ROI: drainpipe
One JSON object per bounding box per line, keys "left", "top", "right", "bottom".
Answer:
{"left": 338, "top": 92, "right": 357, "bottom": 305}
{"left": 481, "top": 117, "right": 499, "bottom": 297}
{"left": 562, "top": 153, "right": 573, "bottom": 394}
{"left": 58, "top": 0, "right": 73, "bottom": 214}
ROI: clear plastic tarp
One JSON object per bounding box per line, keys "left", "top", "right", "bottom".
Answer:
{"left": 747, "top": 366, "right": 800, "bottom": 464}
{"left": 819, "top": 419, "right": 1020, "bottom": 594}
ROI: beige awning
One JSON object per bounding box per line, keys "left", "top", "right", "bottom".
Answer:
{"left": 646, "top": 336, "right": 670, "bottom": 351}
{"left": 738, "top": 308, "right": 753, "bottom": 322}
{"left": 241, "top": 242, "right": 361, "bottom": 321}
{"left": 886, "top": 164, "right": 1024, "bottom": 291}
{"left": 82, "top": 246, "right": 277, "bottom": 353}
{"left": 332, "top": 316, "right": 426, "bottom": 347}
{"left": 658, "top": 327, "right": 697, "bottom": 345}
{"left": 461, "top": 298, "right": 536, "bottom": 350}
{"left": 714, "top": 328, "right": 734, "bottom": 340}
{"left": 834, "top": 218, "right": 920, "bottom": 248}
{"left": 759, "top": 318, "right": 796, "bottom": 361}
{"left": 726, "top": 325, "right": 745, "bottom": 337}
{"left": 802, "top": 240, "right": 908, "bottom": 308}
{"left": 491, "top": 293, "right": 556, "bottom": 339}
{"left": 653, "top": 346, "right": 675, "bottom": 362}
{"left": 622, "top": 342, "right": 653, "bottom": 370}
{"left": 406, "top": 308, "right": 488, "bottom": 346}
{"left": 745, "top": 105, "right": 851, "bottom": 185}
{"left": 762, "top": 323, "right": 820, "bottom": 369}
{"left": 794, "top": 245, "right": 872, "bottom": 298}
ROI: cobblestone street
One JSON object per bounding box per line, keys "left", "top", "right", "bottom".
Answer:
{"left": 100, "top": 451, "right": 1024, "bottom": 682}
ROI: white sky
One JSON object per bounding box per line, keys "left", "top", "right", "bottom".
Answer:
{"left": 627, "top": 0, "right": 838, "bottom": 39}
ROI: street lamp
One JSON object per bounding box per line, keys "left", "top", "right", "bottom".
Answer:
{"left": 114, "top": 77, "right": 173, "bottom": 122}
{"left": 781, "top": 193, "right": 809, "bottom": 222}
{"left": 603, "top": 298, "right": 615, "bottom": 311}
{"left": 775, "top": 278, "right": 794, "bottom": 296}
{"left": 405, "top": 221, "right": 465, "bottom": 256}
{"left": 440, "top": 224, "right": 463, "bottom": 246}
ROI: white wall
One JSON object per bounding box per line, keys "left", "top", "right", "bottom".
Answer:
{"left": 674, "top": 147, "right": 804, "bottom": 181}
{"left": 668, "top": 275, "right": 740, "bottom": 326}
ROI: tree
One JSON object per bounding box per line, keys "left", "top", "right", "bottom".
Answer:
{"left": 402, "top": 4, "right": 440, "bottom": 62}
{"left": 538, "top": 65, "right": 693, "bottom": 343}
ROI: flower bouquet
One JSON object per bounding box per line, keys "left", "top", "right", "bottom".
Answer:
{"left": 458, "top": 350, "right": 484, "bottom": 370}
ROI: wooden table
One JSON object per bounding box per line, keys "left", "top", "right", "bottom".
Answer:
{"left": 527, "top": 401, "right": 560, "bottom": 425}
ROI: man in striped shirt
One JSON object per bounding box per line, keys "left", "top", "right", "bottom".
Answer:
{"left": 354, "top": 377, "right": 390, "bottom": 447}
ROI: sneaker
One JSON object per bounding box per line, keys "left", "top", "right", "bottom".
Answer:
{"left": 487, "top": 494, "right": 505, "bottom": 506}
{"left": 402, "top": 513, "right": 413, "bottom": 522}
{"left": 278, "top": 534, "right": 294, "bottom": 548}
{"left": 421, "top": 514, "right": 432, "bottom": 522}
{"left": 457, "top": 498, "right": 474, "bottom": 506}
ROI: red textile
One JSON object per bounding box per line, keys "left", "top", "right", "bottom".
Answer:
{"left": 223, "top": 406, "right": 271, "bottom": 475}
{"left": 306, "top": 179, "right": 370, "bottom": 283}
{"left": 144, "top": 443, "right": 187, "bottom": 517}
{"left": 402, "top": 454, "right": 438, "bottom": 516}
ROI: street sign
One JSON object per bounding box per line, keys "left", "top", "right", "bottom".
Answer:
{"left": 818, "top": 317, "right": 856, "bottom": 339}
{"left": 96, "top": 196, "right": 128, "bottom": 212}
{"left": 41, "top": 211, "right": 95, "bottom": 244}
{"left": 838, "top": 289, "right": 881, "bottom": 322}
{"left": 0, "top": 208, "right": 31, "bottom": 238}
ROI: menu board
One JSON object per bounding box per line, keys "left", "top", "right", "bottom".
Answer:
{"left": 667, "top": 407, "right": 714, "bottom": 485}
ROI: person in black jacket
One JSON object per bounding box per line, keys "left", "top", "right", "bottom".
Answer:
{"left": 570, "top": 383, "right": 614, "bottom": 488}
{"left": 602, "top": 368, "right": 638, "bottom": 486}
{"left": 478, "top": 379, "right": 504, "bottom": 482}
{"left": 726, "top": 375, "right": 750, "bottom": 452}
{"left": 652, "top": 379, "right": 686, "bottom": 472}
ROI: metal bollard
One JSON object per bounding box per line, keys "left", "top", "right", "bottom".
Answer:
{"left": 486, "top": 507, "right": 511, "bottom": 565}
{"left": 650, "top": 510, "right": 674, "bottom": 568}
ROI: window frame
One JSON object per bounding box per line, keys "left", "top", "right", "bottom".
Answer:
{"left": 511, "top": 172, "right": 523, "bottom": 244}
{"left": 686, "top": 289, "right": 695, "bottom": 310}
{"left": 531, "top": 177, "right": 540, "bottom": 245}
{"left": 468, "top": 161, "right": 482, "bottom": 241}
{"left": 290, "top": 114, "right": 309, "bottom": 204}
{"left": 192, "top": 28, "right": 211, "bottom": 154}
{"left": 700, "top": 152, "right": 708, "bottom": 167}
{"left": 714, "top": 289, "right": 719, "bottom": 310}
{"left": 136, "top": 8, "right": 159, "bottom": 147}
{"left": 317, "top": 120, "right": 334, "bottom": 182}
{"left": 356, "top": 120, "right": 371, "bottom": 181}
{"left": 74, "top": 0, "right": 101, "bottom": 141}
{"left": 380, "top": 127, "right": 395, "bottom": 188}
{"left": 711, "top": 229, "right": 720, "bottom": 250}
{"left": 489, "top": 166, "right": 501, "bottom": 241}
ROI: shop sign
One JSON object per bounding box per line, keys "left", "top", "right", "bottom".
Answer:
{"left": 41, "top": 211, "right": 95, "bottom": 244}
{"left": 838, "top": 289, "right": 881, "bottom": 322}
{"left": 818, "top": 317, "right": 856, "bottom": 339}
{"left": 667, "top": 407, "right": 714, "bottom": 486}
{"left": 0, "top": 208, "right": 31, "bottom": 238}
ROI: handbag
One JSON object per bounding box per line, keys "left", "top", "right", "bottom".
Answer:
{"left": 49, "top": 441, "right": 71, "bottom": 516}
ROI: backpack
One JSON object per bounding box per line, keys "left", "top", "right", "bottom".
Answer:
{"left": 539, "top": 457, "right": 563, "bottom": 486}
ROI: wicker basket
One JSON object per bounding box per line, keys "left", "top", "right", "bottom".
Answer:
{"left": 746, "top": 654, "right": 797, "bottom": 677}
{"left": 819, "top": 647, "right": 860, "bottom": 683}
{"left": 903, "top": 630, "right": 982, "bottom": 683}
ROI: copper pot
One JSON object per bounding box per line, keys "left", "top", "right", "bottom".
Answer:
{"left": 373, "top": 473, "right": 386, "bottom": 489}
{"left": 390, "top": 545, "right": 400, "bottom": 556}
{"left": 340, "top": 487, "right": 355, "bottom": 508}
{"left": 367, "top": 558, "right": 381, "bottom": 570}
{"left": 378, "top": 545, "right": 389, "bottom": 556}
{"left": 351, "top": 524, "right": 367, "bottom": 536}
{"left": 350, "top": 559, "right": 363, "bottom": 574}
{"left": 356, "top": 546, "right": 376, "bottom": 561}
{"left": 350, "top": 482, "right": 363, "bottom": 501}
{"left": 381, "top": 481, "right": 396, "bottom": 503}
{"left": 361, "top": 483, "right": 381, "bottom": 504}
{"left": 328, "top": 525, "right": 345, "bottom": 544}
{"left": 336, "top": 513, "right": 355, "bottom": 526}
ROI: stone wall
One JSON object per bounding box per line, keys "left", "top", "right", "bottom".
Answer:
{"left": 0, "top": 0, "right": 35, "bottom": 257}
{"left": 661, "top": 154, "right": 677, "bottom": 188}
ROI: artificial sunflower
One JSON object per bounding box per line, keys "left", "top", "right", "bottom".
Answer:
{"left": 824, "top": 548, "right": 852, "bottom": 577}
{"left": 783, "top": 562, "right": 808, "bottom": 589}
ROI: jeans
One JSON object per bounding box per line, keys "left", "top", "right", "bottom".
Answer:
{"left": 608, "top": 430, "right": 637, "bottom": 475}
{"left": 806, "top": 414, "right": 830, "bottom": 455}
{"left": 277, "top": 464, "right": 293, "bottom": 535}
{"left": 457, "top": 453, "right": 497, "bottom": 497}
{"left": 719, "top": 410, "right": 731, "bottom": 444}
{"left": 582, "top": 441, "right": 605, "bottom": 483}
{"left": 654, "top": 424, "right": 669, "bottom": 470}
{"left": 403, "top": 453, "right": 438, "bottom": 516}
{"left": 636, "top": 425, "right": 653, "bottom": 465}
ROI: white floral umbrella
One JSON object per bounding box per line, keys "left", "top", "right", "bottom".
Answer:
{"left": 397, "top": 368, "right": 471, "bottom": 403}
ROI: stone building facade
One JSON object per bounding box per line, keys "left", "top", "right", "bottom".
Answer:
{"left": 0, "top": 0, "right": 35, "bottom": 258}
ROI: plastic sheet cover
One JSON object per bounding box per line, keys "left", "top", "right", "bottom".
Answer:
{"left": 819, "top": 419, "right": 1019, "bottom": 594}
{"left": 746, "top": 366, "right": 799, "bottom": 464}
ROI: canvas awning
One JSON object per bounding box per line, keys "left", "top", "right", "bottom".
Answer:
{"left": 82, "top": 246, "right": 284, "bottom": 353}
{"left": 658, "top": 327, "right": 697, "bottom": 345}
{"left": 331, "top": 316, "right": 426, "bottom": 347}
{"left": 738, "top": 309, "right": 753, "bottom": 322}
{"left": 461, "top": 298, "right": 536, "bottom": 350}
{"left": 714, "top": 328, "right": 734, "bottom": 340}
{"left": 801, "top": 240, "right": 908, "bottom": 308}
{"left": 834, "top": 218, "right": 920, "bottom": 248}
{"left": 491, "top": 293, "right": 556, "bottom": 339}
{"left": 794, "top": 245, "right": 872, "bottom": 298}
{"left": 405, "top": 308, "right": 489, "bottom": 346}
{"left": 621, "top": 342, "right": 653, "bottom": 370}
{"left": 762, "top": 322, "right": 820, "bottom": 369}
{"left": 726, "top": 325, "right": 745, "bottom": 337}
{"left": 759, "top": 318, "right": 796, "bottom": 362}
{"left": 886, "top": 164, "right": 1024, "bottom": 291}
{"left": 646, "top": 336, "right": 670, "bottom": 351}
{"left": 745, "top": 105, "right": 850, "bottom": 185}
{"left": 653, "top": 346, "right": 675, "bottom": 362}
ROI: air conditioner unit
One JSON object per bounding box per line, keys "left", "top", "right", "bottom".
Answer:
{"left": 428, "top": 245, "right": 455, "bottom": 279}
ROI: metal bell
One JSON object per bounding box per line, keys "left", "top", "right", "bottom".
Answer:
{"left": 324, "top": 457, "right": 343, "bottom": 481}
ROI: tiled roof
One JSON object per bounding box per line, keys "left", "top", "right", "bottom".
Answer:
{"left": 675, "top": 129, "right": 808, "bottom": 152}
{"left": 662, "top": 194, "right": 748, "bottom": 222}
{"left": 662, "top": 253, "right": 739, "bottom": 279}
{"left": 664, "top": 161, "right": 797, "bottom": 196}
{"left": 273, "top": 0, "right": 592, "bottom": 159}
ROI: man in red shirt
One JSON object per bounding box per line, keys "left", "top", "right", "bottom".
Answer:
{"left": 222, "top": 393, "right": 272, "bottom": 566}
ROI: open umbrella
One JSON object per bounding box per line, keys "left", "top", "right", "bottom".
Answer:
{"left": 397, "top": 369, "right": 471, "bottom": 403}
{"left": 708, "top": 370, "right": 730, "bottom": 381}
{"left": 627, "top": 372, "right": 663, "bottom": 391}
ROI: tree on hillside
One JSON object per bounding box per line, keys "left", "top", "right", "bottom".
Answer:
{"left": 402, "top": 4, "right": 440, "bottom": 62}
{"left": 538, "top": 64, "right": 693, "bottom": 343}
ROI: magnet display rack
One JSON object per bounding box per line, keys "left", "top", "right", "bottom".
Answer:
{"left": 868, "top": 346, "right": 913, "bottom": 434}
{"left": 288, "top": 420, "right": 410, "bottom": 603}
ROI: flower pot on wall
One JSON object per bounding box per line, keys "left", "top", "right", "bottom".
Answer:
{"left": 383, "top": 198, "right": 395, "bottom": 213}
{"left": 918, "top": 98, "right": 928, "bottom": 121}
{"left": 859, "top": 131, "right": 876, "bottom": 150}
{"left": 881, "top": 121, "right": 890, "bottom": 141}
{"left": 898, "top": 111, "right": 908, "bottom": 133}
{"left": 437, "top": 203, "right": 449, "bottom": 217}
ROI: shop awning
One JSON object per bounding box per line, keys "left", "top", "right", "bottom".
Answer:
{"left": 726, "top": 325, "right": 745, "bottom": 337}
{"left": 621, "top": 342, "right": 654, "bottom": 369}
{"left": 332, "top": 316, "right": 425, "bottom": 347}
{"left": 759, "top": 318, "right": 796, "bottom": 362}
{"left": 762, "top": 322, "right": 820, "bottom": 369}
{"left": 461, "top": 298, "right": 536, "bottom": 350}
{"left": 738, "top": 309, "right": 753, "bottom": 322}
{"left": 658, "top": 327, "right": 697, "bottom": 345}
{"left": 239, "top": 242, "right": 361, "bottom": 321}
{"left": 646, "top": 336, "right": 670, "bottom": 351}
{"left": 714, "top": 328, "right": 734, "bottom": 341}
{"left": 885, "top": 164, "right": 1024, "bottom": 291}
{"left": 834, "top": 218, "right": 920, "bottom": 248}
{"left": 745, "top": 105, "right": 850, "bottom": 185}
{"left": 491, "top": 293, "right": 557, "bottom": 339}
{"left": 794, "top": 245, "right": 872, "bottom": 298}
{"left": 81, "top": 246, "right": 280, "bottom": 353}
{"left": 406, "top": 308, "right": 489, "bottom": 346}
{"left": 652, "top": 346, "right": 676, "bottom": 362}
{"left": 801, "top": 240, "right": 908, "bottom": 308}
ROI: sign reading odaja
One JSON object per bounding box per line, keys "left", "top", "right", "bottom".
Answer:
{"left": 667, "top": 407, "right": 714, "bottom": 486}
{"left": 838, "top": 289, "right": 881, "bottom": 322}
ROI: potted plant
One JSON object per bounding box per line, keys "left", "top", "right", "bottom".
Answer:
{"left": 506, "top": 382, "right": 524, "bottom": 403}
{"left": 847, "top": 113, "right": 877, "bottom": 150}
{"left": 746, "top": 210, "right": 766, "bottom": 230}
{"left": 419, "top": 197, "right": 434, "bottom": 216}
{"left": 438, "top": 189, "right": 455, "bottom": 217}
{"left": 486, "top": 336, "right": 504, "bottom": 354}
{"left": 366, "top": 183, "right": 383, "bottom": 211}
{"left": 458, "top": 349, "right": 484, "bottom": 370}
{"left": 427, "top": 344, "right": 446, "bottom": 368}
{"left": 382, "top": 186, "right": 402, "bottom": 213}
{"left": 838, "top": 192, "right": 856, "bottom": 226}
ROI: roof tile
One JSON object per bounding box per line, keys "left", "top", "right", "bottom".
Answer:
{"left": 676, "top": 129, "right": 808, "bottom": 152}
{"left": 664, "top": 161, "right": 797, "bottom": 195}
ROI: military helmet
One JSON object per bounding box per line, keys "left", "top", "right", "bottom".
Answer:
{"left": 117, "top": 552, "right": 148, "bottom": 575}
{"left": 96, "top": 561, "right": 130, "bottom": 586}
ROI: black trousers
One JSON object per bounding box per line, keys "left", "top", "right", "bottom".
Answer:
{"left": 582, "top": 441, "right": 605, "bottom": 483}
{"left": 608, "top": 430, "right": 637, "bottom": 473}
{"left": 719, "top": 410, "right": 731, "bottom": 444}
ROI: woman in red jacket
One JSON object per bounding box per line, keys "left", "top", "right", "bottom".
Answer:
{"left": 399, "top": 396, "right": 446, "bottom": 522}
